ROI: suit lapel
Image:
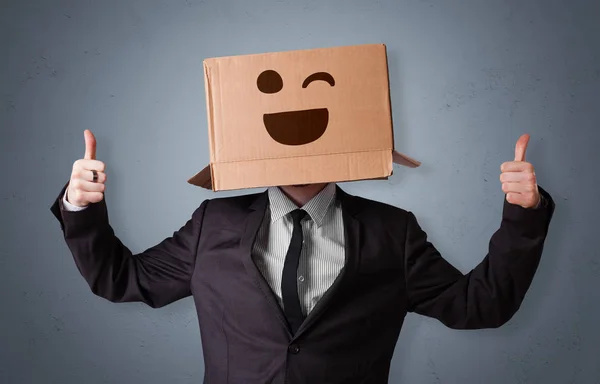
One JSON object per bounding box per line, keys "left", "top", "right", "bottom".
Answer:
{"left": 294, "top": 186, "right": 361, "bottom": 339}
{"left": 239, "top": 191, "right": 292, "bottom": 337}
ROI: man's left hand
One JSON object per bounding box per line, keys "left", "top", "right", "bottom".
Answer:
{"left": 500, "top": 134, "right": 541, "bottom": 209}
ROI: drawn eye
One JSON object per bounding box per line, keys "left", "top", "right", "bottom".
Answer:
{"left": 257, "top": 70, "right": 283, "bottom": 94}
{"left": 302, "top": 72, "right": 335, "bottom": 88}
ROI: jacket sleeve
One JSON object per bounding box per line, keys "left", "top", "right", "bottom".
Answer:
{"left": 404, "top": 186, "right": 555, "bottom": 329}
{"left": 50, "top": 183, "right": 208, "bottom": 308}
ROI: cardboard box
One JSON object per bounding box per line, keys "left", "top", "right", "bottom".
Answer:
{"left": 188, "top": 43, "right": 420, "bottom": 191}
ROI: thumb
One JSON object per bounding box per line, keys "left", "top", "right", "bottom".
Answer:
{"left": 84, "top": 129, "right": 96, "bottom": 160}
{"left": 514, "top": 133, "right": 530, "bottom": 162}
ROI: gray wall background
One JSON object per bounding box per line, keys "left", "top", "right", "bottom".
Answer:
{"left": 2, "top": 0, "right": 599, "bottom": 383}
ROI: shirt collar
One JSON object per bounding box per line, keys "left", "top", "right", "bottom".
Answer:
{"left": 268, "top": 183, "right": 337, "bottom": 227}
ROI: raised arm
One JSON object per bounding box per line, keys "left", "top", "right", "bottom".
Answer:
{"left": 404, "top": 134, "right": 555, "bottom": 329}
{"left": 50, "top": 130, "right": 208, "bottom": 308}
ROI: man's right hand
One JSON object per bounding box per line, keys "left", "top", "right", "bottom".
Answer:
{"left": 66, "top": 130, "right": 107, "bottom": 208}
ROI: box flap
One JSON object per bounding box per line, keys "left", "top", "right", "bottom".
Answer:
{"left": 187, "top": 165, "right": 213, "bottom": 189}
{"left": 392, "top": 150, "right": 421, "bottom": 168}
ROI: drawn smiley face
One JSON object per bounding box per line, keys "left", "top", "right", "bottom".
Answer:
{"left": 257, "top": 70, "right": 335, "bottom": 146}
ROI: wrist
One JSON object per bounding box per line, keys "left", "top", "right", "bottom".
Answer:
{"left": 63, "top": 188, "right": 88, "bottom": 212}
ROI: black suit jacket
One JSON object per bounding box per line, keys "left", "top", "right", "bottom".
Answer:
{"left": 51, "top": 184, "right": 554, "bottom": 384}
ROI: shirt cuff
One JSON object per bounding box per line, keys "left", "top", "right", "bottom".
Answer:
{"left": 533, "top": 191, "right": 545, "bottom": 209}
{"left": 62, "top": 189, "right": 88, "bottom": 212}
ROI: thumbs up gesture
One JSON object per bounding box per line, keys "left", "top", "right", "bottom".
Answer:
{"left": 66, "top": 130, "right": 107, "bottom": 207}
{"left": 500, "top": 134, "right": 541, "bottom": 209}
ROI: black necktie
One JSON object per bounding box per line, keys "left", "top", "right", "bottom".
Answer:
{"left": 282, "top": 209, "right": 307, "bottom": 334}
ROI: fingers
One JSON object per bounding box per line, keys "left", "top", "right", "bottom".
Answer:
{"left": 68, "top": 189, "right": 104, "bottom": 204}
{"left": 69, "top": 178, "right": 106, "bottom": 193}
{"left": 501, "top": 181, "right": 537, "bottom": 194}
{"left": 72, "top": 167, "right": 107, "bottom": 184}
{"left": 514, "top": 133, "right": 530, "bottom": 162}
{"left": 500, "top": 160, "right": 534, "bottom": 173}
{"left": 84, "top": 130, "right": 97, "bottom": 160}
{"left": 68, "top": 149, "right": 107, "bottom": 207}
{"left": 501, "top": 134, "right": 540, "bottom": 208}
{"left": 81, "top": 192, "right": 104, "bottom": 203}
{"left": 499, "top": 171, "right": 536, "bottom": 183}
{"left": 506, "top": 192, "right": 539, "bottom": 208}
{"left": 500, "top": 165, "right": 539, "bottom": 209}
{"left": 73, "top": 159, "right": 105, "bottom": 173}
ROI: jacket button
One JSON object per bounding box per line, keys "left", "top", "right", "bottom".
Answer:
{"left": 289, "top": 344, "right": 300, "bottom": 354}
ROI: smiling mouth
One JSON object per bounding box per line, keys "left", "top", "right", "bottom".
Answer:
{"left": 263, "top": 108, "right": 329, "bottom": 146}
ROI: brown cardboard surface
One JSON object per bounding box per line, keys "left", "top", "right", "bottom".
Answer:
{"left": 188, "top": 43, "right": 420, "bottom": 191}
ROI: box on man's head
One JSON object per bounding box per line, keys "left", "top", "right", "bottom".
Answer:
{"left": 188, "top": 43, "right": 420, "bottom": 191}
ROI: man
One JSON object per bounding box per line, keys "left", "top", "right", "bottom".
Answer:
{"left": 51, "top": 130, "right": 554, "bottom": 383}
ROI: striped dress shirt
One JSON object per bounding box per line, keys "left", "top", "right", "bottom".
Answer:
{"left": 252, "top": 183, "right": 346, "bottom": 316}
